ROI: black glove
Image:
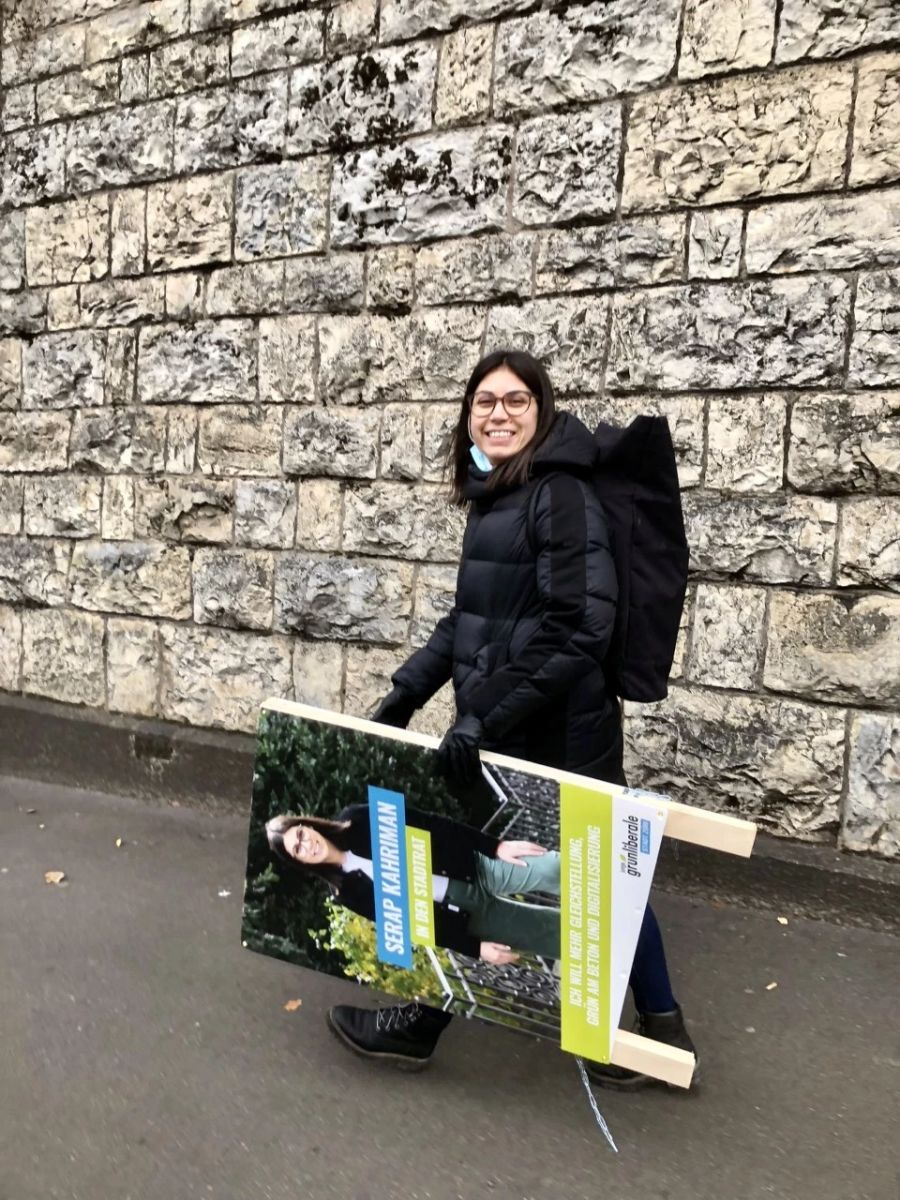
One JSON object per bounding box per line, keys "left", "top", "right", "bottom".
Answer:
{"left": 436, "top": 715, "right": 484, "bottom": 788}
{"left": 370, "top": 686, "right": 417, "bottom": 729}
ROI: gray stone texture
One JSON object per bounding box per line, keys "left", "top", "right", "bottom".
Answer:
{"left": 680, "top": 0, "right": 776, "bottom": 79}
{"left": 84, "top": 0, "right": 189, "bottom": 64}
{"left": 293, "top": 639, "right": 344, "bottom": 710}
{"left": 837, "top": 499, "right": 900, "bottom": 592}
{"left": 845, "top": 711, "right": 900, "bottom": 856}
{"left": 25, "top": 196, "right": 109, "bottom": 287}
{"left": 133, "top": 478, "right": 233, "bottom": 545}
{"left": 0, "top": 291, "right": 47, "bottom": 338}
{"left": 294, "top": 479, "right": 342, "bottom": 552}
{"left": 688, "top": 583, "right": 767, "bottom": 689}
{"left": 47, "top": 286, "right": 81, "bottom": 332}
{"left": 624, "top": 688, "right": 846, "bottom": 838}
{"left": 258, "top": 317, "right": 317, "bottom": 405}
{"left": 331, "top": 126, "right": 512, "bottom": 245}
{"left": 0, "top": 478, "right": 23, "bottom": 536}
{"left": 495, "top": 0, "right": 679, "bottom": 115}
{"left": 111, "top": 190, "right": 147, "bottom": 278}
{"left": 283, "top": 406, "right": 380, "bottom": 478}
{"left": 206, "top": 262, "right": 285, "bottom": 316}
{"left": 515, "top": 106, "right": 622, "bottom": 226}
{"left": 410, "top": 564, "right": 457, "bottom": 648}
{"left": 234, "top": 479, "right": 296, "bottom": 549}
{"left": 274, "top": 554, "right": 414, "bottom": 643}
{"left": 326, "top": 0, "right": 378, "bottom": 58}
{"left": 343, "top": 483, "right": 465, "bottom": 562}
{"left": 147, "top": 176, "right": 233, "bottom": 271}
{"left": 284, "top": 255, "right": 365, "bottom": 312}
{"left": 24, "top": 476, "right": 102, "bottom": 539}
{"left": 0, "top": 339, "right": 23, "bottom": 409}
{"left": 535, "top": 217, "right": 685, "bottom": 294}
{"left": 23, "top": 332, "right": 112, "bottom": 409}
{"left": 435, "top": 23, "right": 492, "bottom": 127}
{"left": 486, "top": 298, "right": 610, "bottom": 394}
{"left": 0, "top": 604, "right": 22, "bottom": 691}
{"left": 197, "top": 406, "right": 282, "bottom": 476}
{"left": 746, "top": 189, "right": 900, "bottom": 275}
{"left": 235, "top": 160, "right": 329, "bottom": 261}
{"left": 764, "top": 590, "right": 900, "bottom": 706}
{"left": 788, "top": 393, "right": 900, "bottom": 494}
{"left": 0, "top": 214, "right": 26, "bottom": 292}
{"left": 850, "top": 269, "right": 900, "bottom": 386}
{"left": 0, "top": 413, "right": 71, "bottom": 473}
{"left": 22, "top": 607, "right": 105, "bottom": 707}
{"left": 138, "top": 321, "right": 256, "bottom": 405}
{"left": 379, "top": 0, "right": 547, "bottom": 43}
{"left": 79, "top": 279, "right": 166, "bottom": 328}
{"left": 0, "top": 538, "right": 69, "bottom": 607}
{"left": 367, "top": 248, "right": 415, "bottom": 309}
{"left": 231, "top": 10, "right": 322, "bottom": 77}
{"left": 380, "top": 405, "right": 423, "bottom": 480}
{"left": 851, "top": 53, "right": 900, "bottom": 187}
{"left": 623, "top": 67, "right": 852, "bottom": 210}
{"left": 66, "top": 101, "right": 174, "bottom": 193}
{"left": 70, "top": 540, "right": 192, "bottom": 619}
{"left": 608, "top": 278, "right": 851, "bottom": 390}
{"left": 101, "top": 477, "right": 136, "bottom": 540}
{"left": 106, "top": 617, "right": 159, "bottom": 717}
{"left": 148, "top": 33, "right": 230, "bottom": 97}
{"left": 192, "top": 547, "right": 274, "bottom": 630}
{"left": 688, "top": 208, "right": 744, "bottom": 279}
{"left": 173, "top": 77, "right": 288, "bottom": 173}
{"left": 706, "top": 395, "right": 787, "bottom": 491}
{"left": 36, "top": 62, "right": 118, "bottom": 122}
{"left": 1, "top": 125, "right": 67, "bottom": 209}
{"left": 1, "top": 84, "right": 35, "bottom": 132}
{"left": 417, "top": 235, "right": 532, "bottom": 306}
{"left": 776, "top": 0, "right": 900, "bottom": 63}
{"left": 2, "top": 23, "right": 86, "bottom": 86}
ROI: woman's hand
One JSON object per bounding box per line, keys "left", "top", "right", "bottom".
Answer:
{"left": 496, "top": 840, "right": 547, "bottom": 866}
{"left": 479, "top": 941, "right": 520, "bottom": 965}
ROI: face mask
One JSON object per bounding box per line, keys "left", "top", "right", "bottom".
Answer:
{"left": 469, "top": 444, "right": 494, "bottom": 472}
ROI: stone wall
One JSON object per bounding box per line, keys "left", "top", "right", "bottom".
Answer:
{"left": 1, "top": 0, "right": 898, "bottom": 857}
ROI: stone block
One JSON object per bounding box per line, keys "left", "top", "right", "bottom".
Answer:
{"left": 47, "top": 286, "right": 81, "bottom": 331}
{"left": 197, "top": 406, "right": 283, "bottom": 476}
{"left": 111, "top": 190, "right": 147, "bottom": 277}
{"left": 0, "top": 339, "right": 22, "bottom": 409}
{"left": 379, "top": 0, "right": 542, "bottom": 42}
{"left": 0, "top": 538, "right": 69, "bottom": 606}
{"left": 0, "top": 213, "right": 25, "bottom": 292}
{"left": 380, "top": 404, "right": 423, "bottom": 480}
{"left": 190, "top": 0, "right": 285, "bottom": 32}
{"left": 159, "top": 624, "right": 293, "bottom": 732}
{"left": 36, "top": 62, "right": 118, "bottom": 122}
{"left": 326, "top": 0, "right": 377, "bottom": 56}
{"left": 777, "top": 0, "right": 900, "bottom": 63}
{"left": 23, "top": 331, "right": 109, "bottom": 409}
{"left": 417, "top": 234, "right": 532, "bottom": 305}
{"left": 283, "top": 406, "right": 379, "bottom": 478}
{"left": 258, "top": 316, "right": 316, "bottom": 405}
{"left": 851, "top": 52, "right": 900, "bottom": 187}
{"left": 287, "top": 43, "right": 437, "bottom": 154}
{"left": 683, "top": 492, "right": 837, "bottom": 584}
{"left": 608, "top": 277, "right": 851, "bottom": 389}
{"left": 687, "top": 208, "right": 743, "bottom": 279}
{"left": 85, "top": 0, "right": 189, "bottom": 64}
{"left": 688, "top": 582, "right": 766, "bottom": 689}
{"left": 343, "top": 644, "right": 400, "bottom": 719}
{"left": 844, "top": 712, "right": 900, "bottom": 857}
{"left": 410, "top": 564, "right": 457, "bottom": 648}
{"left": 332, "top": 125, "right": 512, "bottom": 246}
{"left": 706, "top": 395, "right": 787, "bottom": 491}
{"left": 119, "top": 54, "right": 150, "bottom": 103}
{"left": 680, "top": 0, "right": 775, "bottom": 78}
{"left": 147, "top": 175, "right": 233, "bottom": 271}
{"left": 367, "top": 247, "right": 414, "bottom": 309}
{"left": 788, "top": 393, "right": 900, "bottom": 493}
{"left": 104, "top": 329, "right": 138, "bottom": 406}
{"left": 22, "top": 608, "right": 105, "bottom": 707}
{"left": 66, "top": 101, "right": 174, "bottom": 193}
{"left": 101, "top": 476, "right": 135, "bottom": 540}
{"left": 849, "top": 268, "right": 900, "bottom": 386}
{"left": 81, "top": 278, "right": 165, "bottom": 328}
{"left": 173, "top": 77, "right": 287, "bottom": 173}
{"left": 24, "top": 476, "right": 102, "bottom": 539}
{"left": 232, "top": 10, "right": 322, "bottom": 76}
{"left": 343, "top": 483, "right": 465, "bottom": 563}
{"left": 514, "top": 105, "right": 621, "bottom": 225}
{"left": 409, "top": 681, "right": 456, "bottom": 738}
{"left": 107, "top": 617, "right": 159, "bottom": 717}
{"left": 293, "top": 639, "right": 344, "bottom": 709}
{"left": 235, "top": 160, "right": 329, "bottom": 261}
{"left": 1, "top": 22, "right": 85, "bottom": 85}
{"left": 535, "top": 217, "right": 685, "bottom": 293}
{"left": 148, "top": 33, "right": 229, "bottom": 97}
{"left": 435, "top": 23, "right": 492, "bottom": 126}
{"left": 624, "top": 687, "right": 845, "bottom": 838}
{"left": 235, "top": 479, "right": 296, "bottom": 549}
{"left": 0, "top": 604, "right": 22, "bottom": 690}
{"left": 138, "top": 320, "right": 256, "bottom": 405}
{"left": 295, "top": 479, "right": 342, "bottom": 551}
{"left": 1, "top": 125, "right": 67, "bottom": 209}
{"left": 569, "top": 394, "right": 704, "bottom": 489}
{"left": 207, "top": 262, "right": 285, "bottom": 316}
{"left": 422, "top": 402, "right": 459, "bottom": 483}
{"left": 1, "top": 83, "right": 35, "bottom": 132}
{"left": 0, "top": 412, "right": 70, "bottom": 472}
{"left": 70, "top": 408, "right": 162, "bottom": 474}
{"left": 70, "top": 540, "right": 192, "bottom": 618}
{"left": 0, "top": 291, "right": 47, "bottom": 337}
{"left": 164, "top": 408, "right": 197, "bottom": 473}
{"left": 764, "top": 590, "right": 900, "bottom": 706}
{"left": 0, "top": 477, "right": 23, "bottom": 536}
{"left": 486, "top": 297, "right": 610, "bottom": 394}
{"left": 192, "top": 547, "right": 274, "bottom": 630}
{"left": 623, "top": 66, "right": 851, "bottom": 210}
{"left": 746, "top": 189, "right": 900, "bottom": 275}
{"left": 164, "top": 273, "right": 206, "bottom": 321}
{"left": 496, "top": 0, "right": 679, "bottom": 115}
{"left": 318, "top": 308, "right": 483, "bottom": 404}
{"left": 133, "top": 478, "right": 233, "bottom": 545}
{"left": 274, "top": 554, "right": 414, "bottom": 643}
{"left": 837, "top": 498, "right": 900, "bottom": 591}
{"left": 283, "top": 255, "right": 365, "bottom": 312}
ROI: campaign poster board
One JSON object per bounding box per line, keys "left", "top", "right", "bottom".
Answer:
{"left": 242, "top": 699, "right": 756, "bottom": 1084}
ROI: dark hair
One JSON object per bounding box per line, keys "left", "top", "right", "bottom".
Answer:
{"left": 446, "top": 349, "right": 558, "bottom": 505}
{"left": 266, "top": 813, "right": 353, "bottom": 892}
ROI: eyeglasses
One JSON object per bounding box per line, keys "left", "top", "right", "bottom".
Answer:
{"left": 468, "top": 390, "right": 535, "bottom": 417}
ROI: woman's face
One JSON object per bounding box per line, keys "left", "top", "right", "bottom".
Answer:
{"left": 283, "top": 823, "right": 331, "bottom": 865}
{"left": 469, "top": 365, "right": 539, "bottom": 466}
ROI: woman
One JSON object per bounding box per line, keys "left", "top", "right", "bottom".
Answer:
{"left": 327, "top": 350, "right": 696, "bottom": 1087}
{"left": 266, "top": 807, "right": 563, "bottom": 962}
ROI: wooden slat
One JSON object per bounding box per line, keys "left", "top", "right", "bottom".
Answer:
{"left": 611, "top": 1029, "right": 695, "bottom": 1089}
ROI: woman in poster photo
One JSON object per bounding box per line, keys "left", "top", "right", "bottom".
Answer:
{"left": 267, "top": 807, "right": 563, "bottom": 962}
{"left": 327, "top": 349, "right": 696, "bottom": 1087}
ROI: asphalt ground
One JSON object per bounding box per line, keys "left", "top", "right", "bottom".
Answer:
{"left": 1, "top": 775, "right": 897, "bottom": 1200}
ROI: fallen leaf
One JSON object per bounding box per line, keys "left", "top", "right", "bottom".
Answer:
{"left": 26, "top": 808, "right": 36, "bottom": 814}
{"left": 115, "top": 838, "right": 123, "bottom": 848}
{"left": 765, "top": 981, "right": 778, "bottom": 991}
{"left": 776, "top": 916, "right": 789, "bottom": 926}
{"left": 38, "top": 824, "right": 46, "bottom": 830}
{"left": 283, "top": 999, "right": 303, "bottom": 1012}
{"left": 44, "top": 870, "right": 66, "bottom": 885}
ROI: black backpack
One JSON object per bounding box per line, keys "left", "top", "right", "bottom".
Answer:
{"left": 528, "top": 416, "right": 689, "bottom": 702}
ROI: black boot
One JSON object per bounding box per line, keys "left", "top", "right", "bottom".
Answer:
{"left": 585, "top": 1006, "right": 699, "bottom": 1091}
{"left": 326, "top": 1002, "right": 452, "bottom": 1071}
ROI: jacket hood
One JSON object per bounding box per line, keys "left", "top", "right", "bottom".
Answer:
{"left": 464, "top": 411, "right": 598, "bottom": 500}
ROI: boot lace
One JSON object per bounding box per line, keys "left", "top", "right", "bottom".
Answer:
{"left": 375, "top": 1002, "right": 422, "bottom": 1033}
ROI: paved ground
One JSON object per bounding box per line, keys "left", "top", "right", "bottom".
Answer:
{"left": 1, "top": 774, "right": 897, "bottom": 1200}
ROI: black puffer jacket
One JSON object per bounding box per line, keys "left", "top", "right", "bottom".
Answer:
{"left": 394, "top": 412, "right": 621, "bottom": 779}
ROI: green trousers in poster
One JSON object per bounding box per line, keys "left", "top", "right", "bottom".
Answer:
{"left": 445, "top": 850, "right": 561, "bottom": 960}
